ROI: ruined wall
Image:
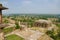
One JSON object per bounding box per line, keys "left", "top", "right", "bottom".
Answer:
{"left": 0, "top": 32, "right": 4, "bottom": 40}
{"left": 34, "top": 21, "right": 52, "bottom": 27}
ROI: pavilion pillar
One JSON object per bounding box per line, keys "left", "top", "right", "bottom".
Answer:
{"left": 0, "top": 10, "right": 2, "bottom": 24}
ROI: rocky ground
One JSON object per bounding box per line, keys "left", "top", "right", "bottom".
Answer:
{"left": 4, "top": 28, "right": 53, "bottom": 40}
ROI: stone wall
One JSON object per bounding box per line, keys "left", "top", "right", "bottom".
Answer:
{"left": 0, "top": 32, "right": 4, "bottom": 40}
{"left": 34, "top": 20, "right": 52, "bottom": 28}
{"left": 38, "top": 34, "right": 53, "bottom": 40}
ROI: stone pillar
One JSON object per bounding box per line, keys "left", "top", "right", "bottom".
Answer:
{"left": 0, "top": 10, "right": 2, "bottom": 24}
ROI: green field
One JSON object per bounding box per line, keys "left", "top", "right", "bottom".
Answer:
{"left": 5, "top": 34, "right": 24, "bottom": 40}
{"left": 3, "top": 27, "right": 14, "bottom": 34}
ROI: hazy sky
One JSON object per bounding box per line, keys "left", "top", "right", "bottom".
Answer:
{"left": 0, "top": 0, "right": 60, "bottom": 14}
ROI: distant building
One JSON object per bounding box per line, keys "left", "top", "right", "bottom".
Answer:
{"left": 34, "top": 19, "right": 52, "bottom": 28}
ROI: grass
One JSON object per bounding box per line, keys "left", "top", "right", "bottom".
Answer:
{"left": 5, "top": 34, "right": 24, "bottom": 40}
{"left": 3, "top": 27, "right": 14, "bottom": 34}
{"left": 56, "top": 24, "right": 60, "bottom": 27}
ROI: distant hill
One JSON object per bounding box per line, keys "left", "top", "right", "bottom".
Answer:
{"left": 3, "top": 13, "right": 60, "bottom": 18}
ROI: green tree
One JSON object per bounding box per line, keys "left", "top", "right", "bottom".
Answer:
{"left": 4, "top": 19, "right": 9, "bottom": 23}
{"left": 15, "top": 22, "right": 20, "bottom": 29}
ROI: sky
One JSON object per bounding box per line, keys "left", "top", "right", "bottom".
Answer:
{"left": 0, "top": 0, "right": 60, "bottom": 14}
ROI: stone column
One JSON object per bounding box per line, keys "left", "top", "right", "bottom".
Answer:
{"left": 0, "top": 10, "right": 2, "bottom": 24}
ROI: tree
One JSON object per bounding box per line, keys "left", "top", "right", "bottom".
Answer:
{"left": 46, "top": 28, "right": 60, "bottom": 40}
{"left": 4, "top": 19, "right": 9, "bottom": 23}
{"left": 15, "top": 22, "right": 20, "bottom": 29}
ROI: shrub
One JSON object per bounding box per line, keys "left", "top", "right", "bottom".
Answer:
{"left": 15, "top": 22, "right": 20, "bottom": 29}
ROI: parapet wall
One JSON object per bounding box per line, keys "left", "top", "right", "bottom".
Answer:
{"left": 0, "top": 32, "right": 4, "bottom": 40}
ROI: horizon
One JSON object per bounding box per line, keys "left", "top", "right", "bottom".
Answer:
{"left": 3, "top": 13, "right": 60, "bottom": 15}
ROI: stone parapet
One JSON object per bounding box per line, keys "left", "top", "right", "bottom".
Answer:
{"left": 0, "top": 32, "right": 4, "bottom": 40}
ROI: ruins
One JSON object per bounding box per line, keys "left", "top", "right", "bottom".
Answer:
{"left": 0, "top": 4, "right": 8, "bottom": 40}
{"left": 34, "top": 19, "right": 52, "bottom": 28}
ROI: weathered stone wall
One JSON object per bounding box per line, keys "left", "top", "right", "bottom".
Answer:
{"left": 0, "top": 32, "right": 4, "bottom": 40}
{"left": 38, "top": 34, "right": 53, "bottom": 40}
{"left": 34, "top": 20, "right": 52, "bottom": 28}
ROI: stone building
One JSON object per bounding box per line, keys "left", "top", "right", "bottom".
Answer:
{"left": 0, "top": 4, "right": 8, "bottom": 24}
{"left": 0, "top": 4, "right": 8, "bottom": 40}
{"left": 34, "top": 19, "right": 52, "bottom": 28}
